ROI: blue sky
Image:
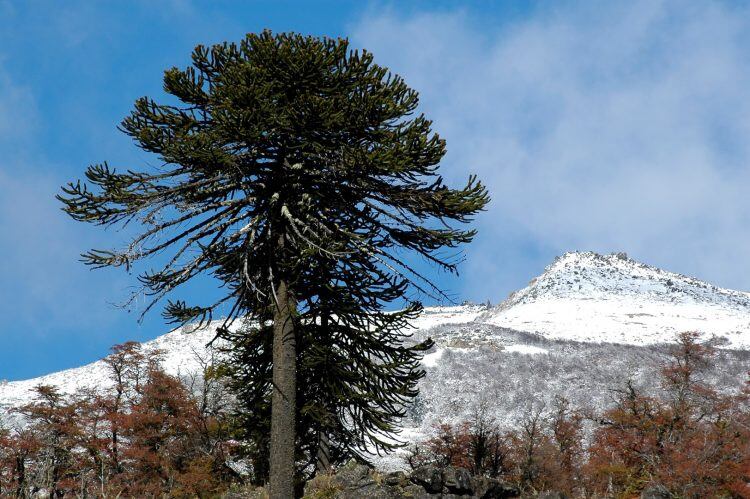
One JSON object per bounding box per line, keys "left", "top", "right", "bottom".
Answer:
{"left": 2, "top": 0, "right": 750, "bottom": 380}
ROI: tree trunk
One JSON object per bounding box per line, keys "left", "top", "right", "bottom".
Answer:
{"left": 315, "top": 431, "right": 331, "bottom": 474}
{"left": 315, "top": 316, "right": 331, "bottom": 474}
{"left": 15, "top": 455, "right": 24, "bottom": 498}
{"left": 315, "top": 313, "right": 332, "bottom": 475}
{"left": 269, "top": 277, "right": 297, "bottom": 498}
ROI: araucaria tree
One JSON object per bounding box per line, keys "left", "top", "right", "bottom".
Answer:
{"left": 59, "top": 31, "right": 488, "bottom": 497}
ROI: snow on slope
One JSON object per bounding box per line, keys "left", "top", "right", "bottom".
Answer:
{"left": 0, "top": 323, "right": 226, "bottom": 415}
{"left": 4, "top": 251, "right": 750, "bottom": 435}
{"left": 483, "top": 251, "right": 750, "bottom": 347}
{"left": 4, "top": 251, "right": 750, "bottom": 470}
{"left": 409, "top": 304, "right": 486, "bottom": 330}
{"left": 0, "top": 305, "right": 484, "bottom": 416}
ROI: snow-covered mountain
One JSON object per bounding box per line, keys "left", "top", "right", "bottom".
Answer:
{"left": 0, "top": 323, "right": 226, "bottom": 417}
{"left": 0, "top": 306, "right": 484, "bottom": 416}
{"left": 3, "top": 251, "right": 750, "bottom": 469}
{"left": 484, "top": 251, "right": 750, "bottom": 347}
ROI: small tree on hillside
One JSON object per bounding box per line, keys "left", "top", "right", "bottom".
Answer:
{"left": 59, "top": 31, "right": 488, "bottom": 496}
{"left": 586, "top": 333, "right": 750, "bottom": 497}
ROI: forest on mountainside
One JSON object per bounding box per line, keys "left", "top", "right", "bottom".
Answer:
{"left": 2, "top": 332, "right": 749, "bottom": 498}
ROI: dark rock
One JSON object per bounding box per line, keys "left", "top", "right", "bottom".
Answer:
{"left": 384, "top": 470, "right": 406, "bottom": 487}
{"left": 538, "top": 492, "right": 568, "bottom": 499}
{"left": 474, "top": 477, "right": 521, "bottom": 498}
{"left": 334, "top": 462, "right": 371, "bottom": 486}
{"left": 303, "top": 463, "right": 521, "bottom": 499}
{"left": 641, "top": 483, "right": 671, "bottom": 499}
{"left": 442, "top": 467, "right": 474, "bottom": 494}
{"left": 402, "top": 484, "right": 436, "bottom": 499}
{"left": 336, "top": 484, "right": 391, "bottom": 499}
{"left": 411, "top": 465, "right": 444, "bottom": 493}
{"left": 323, "top": 462, "right": 385, "bottom": 499}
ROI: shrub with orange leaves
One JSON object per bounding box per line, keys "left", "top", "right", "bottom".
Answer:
{"left": 0, "top": 342, "right": 238, "bottom": 497}
{"left": 586, "top": 332, "right": 750, "bottom": 498}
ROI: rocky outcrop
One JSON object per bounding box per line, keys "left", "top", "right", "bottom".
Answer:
{"left": 304, "top": 462, "right": 521, "bottom": 498}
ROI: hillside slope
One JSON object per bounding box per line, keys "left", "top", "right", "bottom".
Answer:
{"left": 3, "top": 251, "right": 750, "bottom": 470}
{"left": 0, "top": 306, "right": 484, "bottom": 415}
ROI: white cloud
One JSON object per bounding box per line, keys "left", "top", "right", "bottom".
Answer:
{"left": 350, "top": 1, "right": 750, "bottom": 298}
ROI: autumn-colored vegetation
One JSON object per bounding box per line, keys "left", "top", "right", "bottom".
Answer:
{"left": 408, "top": 332, "right": 750, "bottom": 498}
{"left": 0, "top": 342, "right": 237, "bottom": 498}
{"left": 2, "top": 332, "right": 749, "bottom": 498}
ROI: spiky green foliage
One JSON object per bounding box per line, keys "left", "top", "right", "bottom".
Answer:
{"left": 58, "top": 31, "right": 489, "bottom": 480}
{"left": 223, "top": 288, "right": 432, "bottom": 482}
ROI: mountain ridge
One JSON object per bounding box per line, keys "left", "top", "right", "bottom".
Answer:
{"left": 500, "top": 251, "right": 750, "bottom": 308}
{"left": 3, "top": 250, "right": 750, "bottom": 463}
{"left": 481, "top": 251, "right": 750, "bottom": 347}
{"left": 4, "top": 250, "right": 750, "bottom": 405}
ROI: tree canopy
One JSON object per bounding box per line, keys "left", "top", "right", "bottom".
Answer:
{"left": 59, "top": 31, "right": 489, "bottom": 496}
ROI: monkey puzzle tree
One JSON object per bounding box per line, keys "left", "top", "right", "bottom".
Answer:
{"left": 59, "top": 31, "right": 488, "bottom": 497}
{"left": 222, "top": 260, "right": 433, "bottom": 484}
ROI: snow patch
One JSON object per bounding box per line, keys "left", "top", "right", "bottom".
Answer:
{"left": 503, "top": 344, "right": 549, "bottom": 355}
{"left": 421, "top": 348, "right": 445, "bottom": 367}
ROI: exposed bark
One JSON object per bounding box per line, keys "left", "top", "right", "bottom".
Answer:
{"left": 15, "top": 455, "right": 25, "bottom": 498}
{"left": 269, "top": 277, "right": 297, "bottom": 498}
{"left": 315, "top": 432, "right": 331, "bottom": 474}
{"left": 315, "top": 313, "right": 332, "bottom": 476}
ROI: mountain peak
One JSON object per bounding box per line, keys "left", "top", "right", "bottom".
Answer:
{"left": 502, "top": 251, "right": 750, "bottom": 310}
{"left": 482, "top": 251, "right": 750, "bottom": 347}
